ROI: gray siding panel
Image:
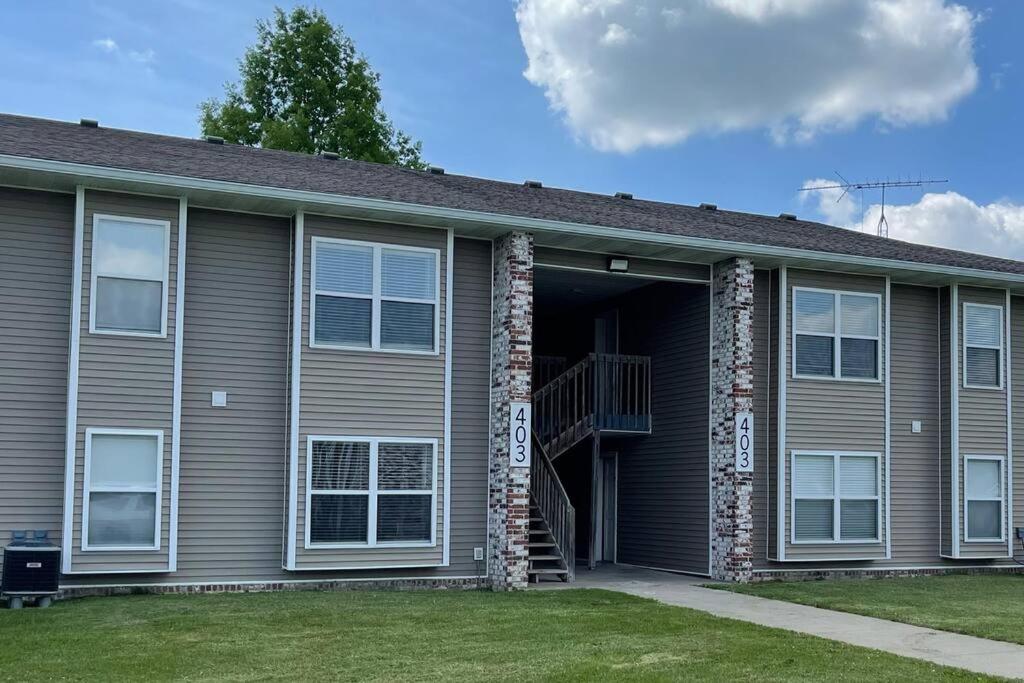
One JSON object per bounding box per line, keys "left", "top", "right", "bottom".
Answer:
{"left": 751, "top": 270, "right": 771, "bottom": 566}
{"left": 784, "top": 269, "right": 887, "bottom": 560}
{"left": 1012, "top": 296, "right": 1024, "bottom": 562}
{"left": 72, "top": 190, "right": 178, "bottom": 573}
{"left": 0, "top": 188, "right": 73, "bottom": 579}
{"left": 176, "top": 209, "right": 292, "bottom": 581}
{"left": 889, "top": 284, "right": 941, "bottom": 564}
{"left": 448, "top": 238, "right": 491, "bottom": 573}
{"left": 617, "top": 282, "right": 709, "bottom": 574}
{"left": 940, "top": 287, "right": 952, "bottom": 556}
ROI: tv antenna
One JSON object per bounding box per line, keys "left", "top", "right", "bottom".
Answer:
{"left": 800, "top": 172, "right": 948, "bottom": 238}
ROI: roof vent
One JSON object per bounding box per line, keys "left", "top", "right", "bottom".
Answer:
{"left": 524, "top": 180, "right": 543, "bottom": 189}
{"left": 779, "top": 213, "right": 797, "bottom": 221}
{"left": 79, "top": 118, "right": 99, "bottom": 128}
{"left": 615, "top": 192, "right": 633, "bottom": 200}
{"left": 320, "top": 151, "right": 340, "bottom": 161}
{"left": 699, "top": 203, "right": 717, "bottom": 211}
{"left": 204, "top": 135, "right": 225, "bottom": 145}
{"left": 428, "top": 166, "right": 445, "bottom": 175}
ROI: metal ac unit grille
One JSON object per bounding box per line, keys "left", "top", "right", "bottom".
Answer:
{"left": 2, "top": 547, "right": 60, "bottom": 595}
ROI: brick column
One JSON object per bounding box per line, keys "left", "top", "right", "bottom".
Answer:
{"left": 488, "top": 231, "right": 533, "bottom": 590}
{"left": 710, "top": 257, "right": 755, "bottom": 582}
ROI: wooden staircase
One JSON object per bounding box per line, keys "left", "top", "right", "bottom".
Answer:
{"left": 526, "top": 353, "right": 652, "bottom": 582}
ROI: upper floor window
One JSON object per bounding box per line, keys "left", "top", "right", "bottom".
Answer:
{"left": 90, "top": 215, "right": 170, "bottom": 337}
{"left": 793, "top": 288, "right": 880, "bottom": 380}
{"left": 311, "top": 237, "right": 439, "bottom": 353}
{"left": 83, "top": 429, "right": 162, "bottom": 551}
{"left": 306, "top": 437, "right": 436, "bottom": 547}
{"left": 792, "top": 451, "right": 880, "bottom": 543}
{"left": 963, "top": 303, "right": 1002, "bottom": 388}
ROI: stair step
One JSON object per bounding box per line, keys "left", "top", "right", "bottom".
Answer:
{"left": 529, "top": 517, "right": 544, "bottom": 523}
{"left": 528, "top": 529, "right": 552, "bottom": 535}
{"left": 528, "top": 542, "right": 556, "bottom": 548}
{"left": 527, "top": 568, "right": 568, "bottom": 575}
{"left": 528, "top": 554, "right": 563, "bottom": 562}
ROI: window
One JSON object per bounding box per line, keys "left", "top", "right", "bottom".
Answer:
{"left": 792, "top": 451, "right": 880, "bottom": 543}
{"left": 963, "top": 303, "right": 1003, "bottom": 388}
{"left": 83, "top": 429, "right": 162, "bottom": 550}
{"left": 311, "top": 238, "right": 439, "bottom": 353}
{"left": 306, "top": 437, "right": 436, "bottom": 547}
{"left": 90, "top": 215, "right": 170, "bottom": 336}
{"left": 793, "top": 288, "right": 880, "bottom": 380}
{"left": 964, "top": 456, "right": 1004, "bottom": 541}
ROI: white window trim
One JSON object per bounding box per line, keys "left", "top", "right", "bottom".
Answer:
{"left": 963, "top": 454, "right": 1006, "bottom": 543}
{"left": 790, "top": 450, "right": 882, "bottom": 545}
{"left": 88, "top": 213, "right": 171, "bottom": 338}
{"left": 791, "top": 287, "right": 882, "bottom": 383}
{"left": 82, "top": 427, "right": 163, "bottom": 552}
{"left": 309, "top": 236, "right": 441, "bottom": 355}
{"left": 304, "top": 435, "right": 438, "bottom": 550}
{"left": 962, "top": 302, "right": 1004, "bottom": 390}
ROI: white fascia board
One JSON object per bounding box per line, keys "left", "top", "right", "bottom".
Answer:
{"left": 5, "top": 154, "right": 1024, "bottom": 286}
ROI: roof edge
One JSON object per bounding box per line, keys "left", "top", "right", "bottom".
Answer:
{"left": 2, "top": 152, "right": 1023, "bottom": 285}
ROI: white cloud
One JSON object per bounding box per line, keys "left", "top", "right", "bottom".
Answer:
{"left": 801, "top": 183, "right": 1024, "bottom": 259}
{"left": 92, "top": 38, "right": 118, "bottom": 53}
{"left": 516, "top": 0, "right": 979, "bottom": 152}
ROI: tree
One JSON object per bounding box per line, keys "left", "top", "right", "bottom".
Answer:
{"left": 200, "top": 6, "right": 425, "bottom": 169}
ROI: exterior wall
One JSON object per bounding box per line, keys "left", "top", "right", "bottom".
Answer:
{"left": 617, "top": 282, "right": 710, "bottom": 575}
{"left": 939, "top": 287, "right": 953, "bottom": 557}
{"left": 1012, "top": 295, "right": 1024, "bottom": 562}
{"left": 752, "top": 269, "right": 773, "bottom": 565}
{"left": 888, "top": 284, "right": 942, "bottom": 564}
{"left": 709, "top": 258, "right": 754, "bottom": 581}
{"left": 534, "top": 246, "right": 709, "bottom": 282}
{"left": 487, "top": 231, "right": 533, "bottom": 590}
{"left": 955, "top": 286, "right": 1010, "bottom": 558}
{"left": 71, "top": 190, "right": 179, "bottom": 573}
{"left": 782, "top": 269, "right": 888, "bottom": 561}
{"left": 0, "top": 188, "right": 73, "bottom": 573}
{"left": 293, "top": 215, "right": 448, "bottom": 570}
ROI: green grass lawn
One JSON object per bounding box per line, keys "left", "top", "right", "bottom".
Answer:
{"left": 716, "top": 573, "right": 1024, "bottom": 646}
{"left": 0, "top": 588, "right": 996, "bottom": 681}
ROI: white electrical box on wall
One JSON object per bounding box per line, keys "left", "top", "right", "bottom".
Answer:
{"left": 211, "top": 391, "right": 228, "bottom": 407}
{"left": 911, "top": 420, "right": 922, "bottom": 433}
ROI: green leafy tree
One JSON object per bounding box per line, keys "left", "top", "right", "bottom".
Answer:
{"left": 200, "top": 6, "right": 425, "bottom": 168}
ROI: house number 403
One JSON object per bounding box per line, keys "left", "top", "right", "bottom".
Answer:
{"left": 509, "top": 402, "right": 531, "bottom": 468}
{"left": 735, "top": 412, "right": 754, "bottom": 473}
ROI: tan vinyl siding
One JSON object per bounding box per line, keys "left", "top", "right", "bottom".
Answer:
{"left": 0, "top": 188, "right": 73, "bottom": 578}
{"left": 784, "top": 269, "right": 887, "bottom": 560}
{"left": 1012, "top": 295, "right": 1024, "bottom": 562}
{"left": 939, "top": 287, "right": 953, "bottom": 556}
{"left": 71, "top": 190, "right": 178, "bottom": 573}
{"left": 446, "top": 238, "right": 491, "bottom": 572}
{"left": 295, "top": 215, "right": 447, "bottom": 569}
{"left": 534, "top": 246, "right": 709, "bottom": 282}
{"left": 617, "top": 282, "right": 709, "bottom": 574}
{"left": 888, "top": 284, "right": 941, "bottom": 563}
{"left": 751, "top": 269, "right": 771, "bottom": 566}
{"left": 767, "top": 269, "right": 780, "bottom": 561}
{"left": 176, "top": 209, "right": 292, "bottom": 580}
{"left": 957, "top": 286, "right": 1009, "bottom": 558}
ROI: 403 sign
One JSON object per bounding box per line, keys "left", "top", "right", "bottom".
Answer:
{"left": 735, "top": 412, "right": 754, "bottom": 473}
{"left": 509, "top": 402, "right": 531, "bottom": 468}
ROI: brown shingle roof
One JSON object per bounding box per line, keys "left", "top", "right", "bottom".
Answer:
{"left": 0, "top": 113, "right": 1019, "bottom": 276}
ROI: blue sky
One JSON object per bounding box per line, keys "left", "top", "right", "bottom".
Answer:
{"left": 1, "top": 1, "right": 1021, "bottom": 256}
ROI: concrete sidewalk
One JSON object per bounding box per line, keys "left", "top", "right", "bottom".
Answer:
{"left": 548, "top": 565, "right": 1024, "bottom": 679}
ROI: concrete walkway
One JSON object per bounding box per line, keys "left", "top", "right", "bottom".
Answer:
{"left": 544, "top": 565, "right": 1024, "bottom": 679}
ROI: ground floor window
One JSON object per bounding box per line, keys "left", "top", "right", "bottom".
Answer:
{"left": 964, "top": 455, "right": 1005, "bottom": 542}
{"left": 792, "top": 451, "right": 880, "bottom": 543}
{"left": 83, "top": 428, "right": 162, "bottom": 550}
{"left": 306, "top": 436, "right": 436, "bottom": 547}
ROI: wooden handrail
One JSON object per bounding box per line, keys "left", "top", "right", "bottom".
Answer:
{"left": 530, "top": 433, "right": 575, "bottom": 582}
{"left": 532, "top": 353, "right": 651, "bottom": 459}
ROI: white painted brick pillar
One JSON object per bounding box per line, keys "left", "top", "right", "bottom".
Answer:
{"left": 488, "top": 231, "right": 533, "bottom": 590}
{"left": 710, "top": 257, "right": 755, "bottom": 582}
